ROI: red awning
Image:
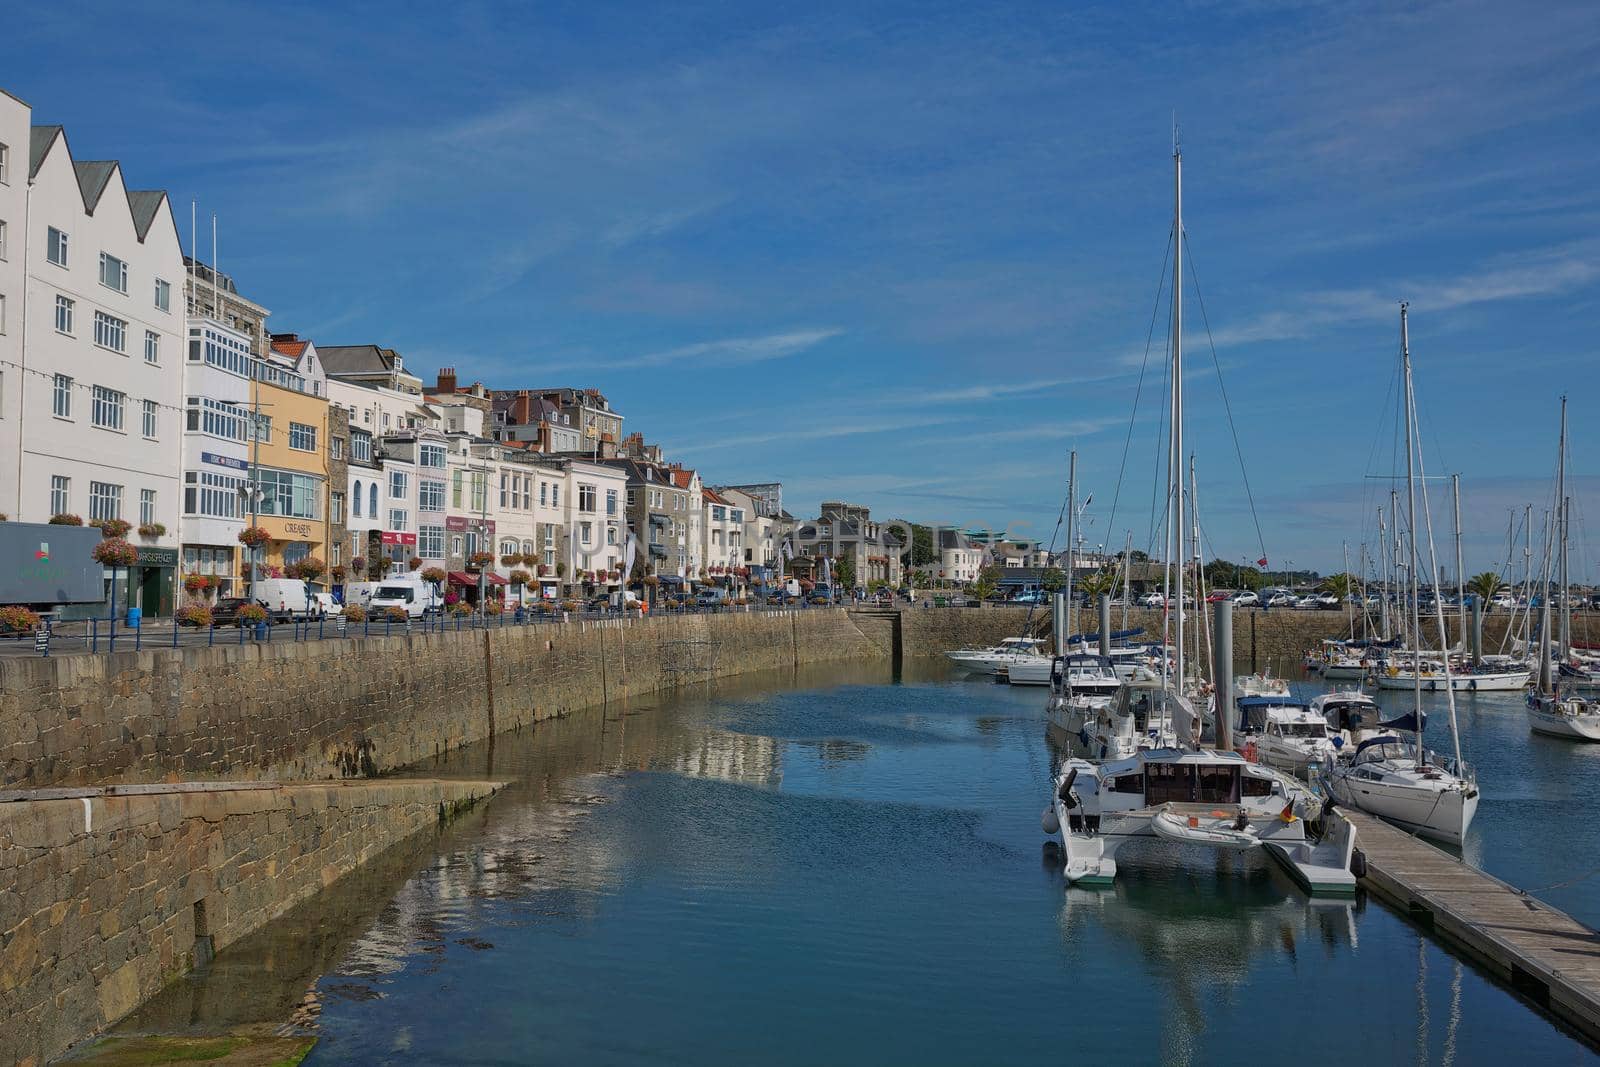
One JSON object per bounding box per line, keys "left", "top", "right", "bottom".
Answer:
{"left": 449, "top": 570, "right": 509, "bottom": 586}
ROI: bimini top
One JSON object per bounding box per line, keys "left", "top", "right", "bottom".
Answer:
{"left": 1235, "top": 696, "right": 1310, "bottom": 711}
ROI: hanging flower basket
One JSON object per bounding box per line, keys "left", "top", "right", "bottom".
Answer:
{"left": 94, "top": 519, "right": 132, "bottom": 539}
{"left": 49, "top": 513, "right": 83, "bottom": 526}
{"left": 501, "top": 553, "right": 523, "bottom": 567}
{"left": 350, "top": 555, "right": 367, "bottom": 574}
{"left": 422, "top": 566, "right": 448, "bottom": 585}
{"left": 467, "top": 552, "right": 494, "bottom": 570}
{"left": 509, "top": 569, "right": 532, "bottom": 587}
{"left": 92, "top": 538, "right": 139, "bottom": 568}
{"left": 138, "top": 522, "right": 166, "bottom": 539}
{"left": 295, "top": 556, "right": 326, "bottom": 582}
{"left": 331, "top": 565, "right": 347, "bottom": 582}
{"left": 555, "top": 562, "right": 567, "bottom": 578}
{"left": 183, "top": 573, "right": 210, "bottom": 594}
{"left": 408, "top": 556, "right": 424, "bottom": 571}
{"left": 537, "top": 564, "right": 551, "bottom": 577}
{"left": 238, "top": 526, "right": 270, "bottom": 548}
{"left": 237, "top": 603, "right": 269, "bottom": 626}
{"left": 643, "top": 575, "right": 660, "bottom": 587}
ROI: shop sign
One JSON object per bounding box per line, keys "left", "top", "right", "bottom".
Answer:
{"left": 380, "top": 531, "right": 418, "bottom": 546}
{"left": 280, "top": 521, "right": 316, "bottom": 538}
{"left": 445, "top": 516, "right": 496, "bottom": 536}
{"left": 201, "top": 451, "right": 249, "bottom": 471}
{"left": 134, "top": 546, "right": 179, "bottom": 567}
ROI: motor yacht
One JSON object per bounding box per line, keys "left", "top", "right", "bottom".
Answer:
{"left": 945, "top": 636, "right": 1049, "bottom": 676}
{"left": 1234, "top": 697, "right": 1338, "bottom": 776}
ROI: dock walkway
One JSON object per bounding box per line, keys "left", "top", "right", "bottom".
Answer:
{"left": 1343, "top": 809, "right": 1600, "bottom": 1043}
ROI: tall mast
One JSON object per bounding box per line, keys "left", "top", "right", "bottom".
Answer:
{"left": 1453, "top": 474, "right": 1465, "bottom": 653}
{"left": 1171, "top": 137, "right": 1186, "bottom": 688}
{"left": 1064, "top": 450, "right": 1077, "bottom": 646}
{"left": 1391, "top": 488, "right": 1402, "bottom": 644}
{"left": 1400, "top": 304, "right": 1425, "bottom": 755}
{"left": 1344, "top": 539, "right": 1354, "bottom": 640}
{"left": 1558, "top": 396, "right": 1570, "bottom": 662}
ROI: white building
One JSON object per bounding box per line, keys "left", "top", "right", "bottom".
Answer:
{"left": 179, "top": 317, "right": 253, "bottom": 593}
{"left": 701, "top": 488, "right": 744, "bottom": 578}
{"left": 0, "top": 92, "right": 186, "bottom": 614}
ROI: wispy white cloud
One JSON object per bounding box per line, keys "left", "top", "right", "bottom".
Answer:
{"left": 526, "top": 327, "right": 842, "bottom": 375}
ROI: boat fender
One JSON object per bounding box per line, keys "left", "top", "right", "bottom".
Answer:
{"left": 1041, "top": 806, "right": 1060, "bottom": 835}
{"left": 1350, "top": 848, "right": 1369, "bottom": 879}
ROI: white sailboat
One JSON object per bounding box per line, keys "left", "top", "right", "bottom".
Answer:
{"left": 1327, "top": 306, "right": 1479, "bottom": 845}
{"left": 1526, "top": 397, "right": 1600, "bottom": 741}
{"left": 1043, "top": 140, "right": 1355, "bottom": 896}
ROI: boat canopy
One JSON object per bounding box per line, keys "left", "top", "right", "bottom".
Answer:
{"left": 1064, "top": 627, "right": 1146, "bottom": 645}
{"left": 1353, "top": 734, "right": 1410, "bottom": 758}
{"left": 1376, "top": 710, "right": 1427, "bottom": 733}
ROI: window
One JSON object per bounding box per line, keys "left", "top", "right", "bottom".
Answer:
{"left": 47, "top": 227, "right": 67, "bottom": 266}
{"left": 580, "top": 520, "right": 592, "bottom": 544}
{"left": 606, "top": 488, "right": 618, "bottom": 516}
{"left": 55, "top": 295, "right": 73, "bottom": 334}
{"left": 451, "top": 535, "right": 464, "bottom": 557}
{"left": 0, "top": 219, "right": 7, "bottom": 259}
{"left": 368, "top": 482, "right": 377, "bottom": 516}
{"left": 389, "top": 509, "right": 408, "bottom": 531}
{"left": 331, "top": 542, "right": 341, "bottom": 567}
{"left": 138, "top": 331, "right": 159, "bottom": 367}
{"left": 52, "top": 374, "right": 72, "bottom": 418}
{"left": 499, "top": 472, "right": 508, "bottom": 509}
{"left": 350, "top": 431, "right": 371, "bottom": 463}
{"left": 471, "top": 472, "right": 487, "bottom": 513}
{"left": 419, "top": 444, "right": 446, "bottom": 468}
{"left": 289, "top": 422, "right": 317, "bottom": 451}
{"left": 186, "top": 397, "right": 247, "bottom": 441}
{"left": 331, "top": 436, "right": 345, "bottom": 460}
{"left": 452, "top": 470, "right": 463, "bottom": 508}
{"left": 183, "top": 470, "right": 246, "bottom": 519}
{"left": 389, "top": 470, "right": 407, "bottom": 498}
{"left": 550, "top": 484, "right": 559, "bottom": 508}
{"left": 627, "top": 488, "right": 636, "bottom": 507}
{"left": 139, "top": 489, "right": 156, "bottom": 526}
{"left": 99, "top": 252, "right": 128, "bottom": 294}
{"left": 578, "top": 484, "right": 597, "bottom": 512}
{"left": 89, "top": 481, "right": 122, "bottom": 522}
{"left": 252, "top": 413, "right": 271, "bottom": 443}
{"left": 0, "top": 293, "right": 5, "bottom": 334}
{"left": 520, "top": 478, "right": 530, "bottom": 510}
{"left": 352, "top": 481, "right": 362, "bottom": 517}
{"left": 255, "top": 468, "right": 320, "bottom": 520}
{"left": 93, "top": 311, "right": 127, "bottom": 353}
{"left": 607, "top": 526, "right": 617, "bottom": 545}
{"left": 0, "top": 143, "right": 7, "bottom": 183}
{"left": 331, "top": 490, "right": 345, "bottom": 518}
{"left": 141, "top": 399, "right": 157, "bottom": 438}
{"left": 539, "top": 481, "right": 548, "bottom": 507}
{"left": 91, "top": 386, "right": 125, "bottom": 430}
{"left": 419, "top": 525, "right": 444, "bottom": 558}
{"left": 711, "top": 505, "right": 725, "bottom": 521}
{"left": 154, "top": 278, "right": 170, "bottom": 312}
{"left": 419, "top": 480, "right": 445, "bottom": 511}
{"left": 50, "top": 475, "right": 68, "bottom": 515}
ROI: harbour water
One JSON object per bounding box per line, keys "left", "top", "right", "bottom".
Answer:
{"left": 123, "top": 661, "right": 1599, "bottom": 1064}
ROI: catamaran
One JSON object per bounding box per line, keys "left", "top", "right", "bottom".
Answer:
{"left": 1042, "top": 140, "right": 1355, "bottom": 896}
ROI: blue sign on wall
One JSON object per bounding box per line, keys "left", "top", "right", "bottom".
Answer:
{"left": 202, "top": 451, "right": 249, "bottom": 471}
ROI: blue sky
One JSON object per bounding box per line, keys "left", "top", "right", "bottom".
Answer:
{"left": 11, "top": 1, "right": 1599, "bottom": 577}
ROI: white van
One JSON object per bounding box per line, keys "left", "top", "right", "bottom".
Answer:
{"left": 342, "top": 581, "right": 381, "bottom": 608}
{"left": 253, "top": 578, "right": 327, "bottom": 622}
{"left": 368, "top": 578, "right": 442, "bottom": 618}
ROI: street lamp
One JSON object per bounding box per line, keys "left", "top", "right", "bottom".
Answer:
{"left": 237, "top": 482, "right": 264, "bottom": 602}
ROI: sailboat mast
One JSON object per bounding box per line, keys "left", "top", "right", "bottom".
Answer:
{"left": 1400, "top": 305, "right": 1425, "bottom": 756}
{"left": 1558, "top": 396, "right": 1570, "bottom": 662}
{"left": 1172, "top": 140, "right": 1186, "bottom": 688}
{"left": 1391, "top": 488, "right": 1402, "bottom": 644}
{"left": 1065, "top": 450, "right": 1077, "bottom": 647}
{"left": 1453, "top": 474, "right": 1465, "bottom": 653}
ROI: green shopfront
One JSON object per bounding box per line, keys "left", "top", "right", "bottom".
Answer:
{"left": 130, "top": 545, "right": 178, "bottom": 617}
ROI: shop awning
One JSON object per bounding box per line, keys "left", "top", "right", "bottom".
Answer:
{"left": 448, "top": 570, "right": 510, "bottom": 587}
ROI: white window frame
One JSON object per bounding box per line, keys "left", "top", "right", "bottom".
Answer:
{"left": 0, "top": 219, "right": 7, "bottom": 260}
{"left": 89, "top": 481, "right": 122, "bottom": 522}
{"left": 93, "top": 311, "right": 127, "bottom": 353}
{"left": 144, "top": 330, "right": 159, "bottom": 364}
{"left": 52, "top": 374, "right": 72, "bottom": 418}
{"left": 154, "top": 277, "right": 170, "bottom": 312}
{"left": 50, "top": 475, "right": 69, "bottom": 516}
{"left": 141, "top": 398, "right": 157, "bottom": 439}
{"left": 55, "top": 294, "right": 73, "bottom": 335}
{"left": 289, "top": 421, "right": 317, "bottom": 452}
{"left": 139, "top": 488, "right": 156, "bottom": 526}
{"left": 91, "top": 385, "right": 125, "bottom": 431}
{"left": 98, "top": 252, "right": 129, "bottom": 294}
{"left": 47, "top": 227, "right": 67, "bottom": 267}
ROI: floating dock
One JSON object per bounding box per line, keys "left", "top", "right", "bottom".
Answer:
{"left": 1343, "top": 809, "right": 1600, "bottom": 1044}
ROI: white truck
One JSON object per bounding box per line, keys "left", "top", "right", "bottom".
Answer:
{"left": 253, "top": 578, "right": 341, "bottom": 622}
{"left": 367, "top": 578, "right": 443, "bottom": 618}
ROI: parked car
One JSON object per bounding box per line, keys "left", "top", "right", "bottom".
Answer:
{"left": 1293, "top": 593, "right": 1320, "bottom": 609}
{"left": 1231, "top": 591, "right": 1260, "bottom": 608}
{"left": 695, "top": 587, "right": 729, "bottom": 608}
{"left": 1206, "top": 590, "right": 1234, "bottom": 603}
{"left": 201, "top": 597, "right": 269, "bottom": 626}
{"left": 1313, "top": 592, "right": 1341, "bottom": 610}
{"left": 1137, "top": 591, "right": 1166, "bottom": 607}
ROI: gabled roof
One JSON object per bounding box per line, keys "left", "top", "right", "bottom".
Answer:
{"left": 74, "top": 161, "right": 118, "bottom": 213}
{"left": 319, "top": 345, "right": 403, "bottom": 376}
{"left": 702, "top": 488, "right": 730, "bottom": 506}
{"left": 669, "top": 468, "right": 697, "bottom": 490}
{"left": 271, "top": 337, "right": 309, "bottom": 358}
{"left": 127, "top": 190, "right": 167, "bottom": 240}
{"left": 29, "top": 125, "right": 62, "bottom": 178}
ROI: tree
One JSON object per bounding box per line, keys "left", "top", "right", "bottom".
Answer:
{"left": 1467, "top": 571, "right": 1504, "bottom": 605}
{"left": 835, "top": 556, "right": 856, "bottom": 590}
{"left": 1040, "top": 567, "right": 1066, "bottom": 593}
{"left": 1319, "top": 572, "right": 1358, "bottom": 599}
{"left": 971, "top": 565, "right": 1001, "bottom": 601}
{"left": 1078, "top": 569, "right": 1119, "bottom": 602}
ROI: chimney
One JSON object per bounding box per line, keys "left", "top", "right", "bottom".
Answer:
{"left": 437, "top": 367, "right": 457, "bottom": 394}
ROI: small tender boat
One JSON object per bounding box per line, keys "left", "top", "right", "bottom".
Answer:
{"left": 1150, "top": 803, "right": 1261, "bottom": 850}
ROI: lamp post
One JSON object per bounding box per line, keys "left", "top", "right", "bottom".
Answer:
{"left": 238, "top": 482, "right": 264, "bottom": 603}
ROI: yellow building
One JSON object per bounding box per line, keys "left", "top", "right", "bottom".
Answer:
{"left": 243, "top": 339, "right": 330, "bottom": 576}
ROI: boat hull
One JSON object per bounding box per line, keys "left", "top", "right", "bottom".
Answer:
{"left": 1328, "top": 773, "right": 1477, "bottom": 845}
{"left": 1374, "top": 671, "right": 1528, "bottom": 692}
{"left": 1527, "top": 706, "right": 1600, "bottom": 741}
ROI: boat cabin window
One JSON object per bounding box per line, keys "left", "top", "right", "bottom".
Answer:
{"left": 1279, "top": 722, "right": 1326, "bottom": 738}
{"left": 1240, "top": 774, "right": 1274, "bottom": 797}
{"left": 1107, "top": 773, "right": 1142, "bottom": 794}
{"left": 1144, "top": 764, "right": 1240, "bottom": 805}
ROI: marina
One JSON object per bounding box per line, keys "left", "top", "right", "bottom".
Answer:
{"left": 107, "top": 660, "right": 1600, "bottom": 1064}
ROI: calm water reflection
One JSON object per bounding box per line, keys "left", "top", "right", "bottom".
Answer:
{"left": 125, "top": 660, "right": 1597, "bottom": 1064}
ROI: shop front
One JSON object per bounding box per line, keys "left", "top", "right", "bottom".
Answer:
{"left": 130, "top": 546, "right": 178, "bottom": 617}
{"left": 381, "top": 530, "right": 418, "bottom": 571}
{"left": 252, "top": 516, "right": 324, "bottom": 580}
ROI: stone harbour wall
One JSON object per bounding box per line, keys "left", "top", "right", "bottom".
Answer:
{"left": 0, "top": 608, "right": 880, "bottom": 790}
{"left": 0, "top": 778, "right": 499, "bottom": 1067}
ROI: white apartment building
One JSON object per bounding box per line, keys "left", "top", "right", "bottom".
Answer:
{"left": 0, "top": 93, "right": 186, "bottom": 614}
{"left": 701, "top": 489, "right": 744, "bottom": 577}
{"left": 179, "top": 317, "right": 253, "bottom": 593}
{"left": 716, "top": 485, "right": 786, "bottom": 572}
{"left": 560, "top": 458, "right": 626, "bottom": 587}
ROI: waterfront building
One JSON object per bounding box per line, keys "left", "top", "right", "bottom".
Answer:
{"left": 486, "top": 388, "right": 582, "bottom": 452}
{"left": 241, "top": 336, "right": 329, "bottom": 579}
{"left": 701, "top": 488, "right": 745, "bottom": 581}
{"left": 179, "top": 313, "right": 253, "bottom": 597}
{"left": 0, "top": 90, "right": 186, "bottom": 614}
{"left": 185, "top": 256, "right": 269, "bottom": 357}
{"left": 317, "top": 342, "right": 422, "bottom": 397}
{"left": 791, "top": 502, "right": 904, "bottom": 590}
{"left": 473, "top": 379, "right": 623, "bottom": 458}
{"left": 601, "top": 457, "right": 693, "bottom": 581}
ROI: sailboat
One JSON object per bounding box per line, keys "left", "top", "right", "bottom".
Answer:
{"left": 1043, "top": 140, "right": 1354, "bottom": 895}
{"left": 1525, "top": 397, "right": 1600, "bottom": 741}
{"left": 1327, "top": 306, "right": 1480, "bottom": 844}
